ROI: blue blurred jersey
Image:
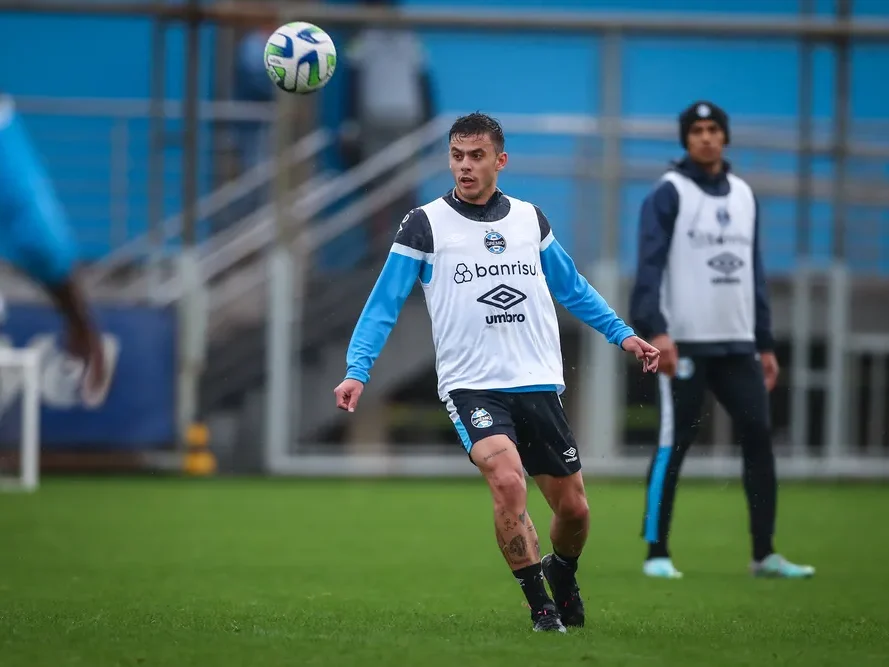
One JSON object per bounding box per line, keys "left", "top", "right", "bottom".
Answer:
{"left": 0, "top": 97, "right": 77, "bottom": 288}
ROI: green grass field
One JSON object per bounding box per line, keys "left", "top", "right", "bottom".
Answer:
{"left": 1, "top": 477, "right": 887, "bottom": 666}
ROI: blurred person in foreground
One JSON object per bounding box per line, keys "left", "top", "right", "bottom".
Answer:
{"left": 0, "top": 93, "right": 107, "bottom": 400}
{"left": 334, "top": 113, "right": 660, "bottom": 633}
{"left": 629, "top": 100, "right": 814, "bottom": 580}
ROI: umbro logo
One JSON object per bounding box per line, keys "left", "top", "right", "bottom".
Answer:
{"left": 477, "top": 284, "right": 527, "bottom": 311}
{"left": 707, "top": 251, "right": 744, "bottom": 276}
{"left": 563, "top": 447, "right": 578, "bottom": 463}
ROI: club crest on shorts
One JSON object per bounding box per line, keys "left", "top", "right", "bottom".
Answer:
{"left": 484, "top": 231, "right": 506, "bottom": 255}
{"left": 676, "top": 357, "right": 695, "bottom": 380}
{"left": 470, "top": 407, "right": 493, "bottom": 428}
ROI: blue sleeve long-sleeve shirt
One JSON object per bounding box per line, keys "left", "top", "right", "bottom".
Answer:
{"left": 344, "top": 201, "right": 636, "bottom": 387}
{"left": 536, "top": 206, "right": 635, "bottom": 347}
{"left": 0, "top": 101, "right": 77, "bottom": 286}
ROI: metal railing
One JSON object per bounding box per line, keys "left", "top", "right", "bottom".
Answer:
{"left": 146, "top": 115, "right": 452, "bottom": 305}
{"left": 199, "top": 151, "right": 445, "bottom": 409}
{"left": 86, "top": 126, "right": 333, "bottom": 287}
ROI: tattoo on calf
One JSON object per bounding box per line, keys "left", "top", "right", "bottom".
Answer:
{"left": 495, "top": 511, "right": 534, "bottom": 565}
{"left": 507, "top": 535, "right": 528, "bottom": 562}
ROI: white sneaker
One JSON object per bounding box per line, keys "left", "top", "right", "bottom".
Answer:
{"left": 751, "top": 553, "right": 815, "bottom": 579}
{"left": 643, "top": 557, "right": 684, "bottom": 579}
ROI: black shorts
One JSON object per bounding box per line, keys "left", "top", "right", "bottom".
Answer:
{"left": 446, "top": 389, "right": 581, "bottom": 477}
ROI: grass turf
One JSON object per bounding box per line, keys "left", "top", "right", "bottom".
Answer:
{"left": 1, "top": 477, "right": 887, "bottom": 666}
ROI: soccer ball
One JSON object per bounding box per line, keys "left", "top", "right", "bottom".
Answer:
{"left": 264, "top": 22, "right": 337, "bottom": 94}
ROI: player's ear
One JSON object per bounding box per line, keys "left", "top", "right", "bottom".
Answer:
{"left": 496, "top": 150, "right": 508, "bottom": 171}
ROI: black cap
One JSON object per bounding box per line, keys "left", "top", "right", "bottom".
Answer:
{"left": 679, "top": 101, "right": 730, "bottom": 148}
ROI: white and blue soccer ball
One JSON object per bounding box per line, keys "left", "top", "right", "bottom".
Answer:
{"left": 264, "top": 22, "right": 337, "bottom": 94}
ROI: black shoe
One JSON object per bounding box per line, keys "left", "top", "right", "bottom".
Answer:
{"left": 532, "top": 601, "right": 567, "bottom": 633}
{"left": 542, "top": 553, "right": 585, "bottom": 628}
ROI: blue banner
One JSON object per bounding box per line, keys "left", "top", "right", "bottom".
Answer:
{"left": 0, "top": 303, "right": 176, "bottom": 450}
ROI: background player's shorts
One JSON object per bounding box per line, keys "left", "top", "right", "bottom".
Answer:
{"left": 446, "top": 389, "right": 581, "bottom": 477}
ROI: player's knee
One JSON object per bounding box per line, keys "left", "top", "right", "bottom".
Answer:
{"left": 555, "top": 492, "right": 589, "bottom": 523}
{"left": 487, "top": 467, "right": 527, "bottom": 509}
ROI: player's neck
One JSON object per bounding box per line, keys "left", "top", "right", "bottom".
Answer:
{"left": 697, "top": 159, "right": 723, "bottom": 176}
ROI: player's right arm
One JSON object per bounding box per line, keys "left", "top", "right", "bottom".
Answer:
{"left": 335, "top": 208, "right": 433, "bottom": 412}
{"left": 628, "top": 179, "right": 679, "bottom": 376}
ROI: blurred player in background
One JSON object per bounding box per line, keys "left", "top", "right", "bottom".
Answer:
{"left": 629, "top": 100, "right": 814, "bottom": 580}
{"left": 335, "top": 113, "right": 660, "bottom": 633}
{"left": 0, "top": 93, "right": 107, "bottom": 397}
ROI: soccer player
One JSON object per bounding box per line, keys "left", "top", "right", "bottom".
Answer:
{"left": 0, "top": 93, "right": 107, "bottom": 396}
{"left": 334, "top": 112, "right": 660, "bottom": 633}
{"left": 629, "top": 100, "right": 814, "bottom": 580}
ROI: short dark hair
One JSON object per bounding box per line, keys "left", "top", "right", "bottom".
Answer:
{"left": 448, "top": 112, "right": 505, "bottom": 153}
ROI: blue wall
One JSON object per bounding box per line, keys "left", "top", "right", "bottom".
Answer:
{"left": 1, "top": 1, "right": 888, "bottom": 273}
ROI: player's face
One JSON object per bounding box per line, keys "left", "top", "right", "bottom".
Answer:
{"left": 449, "top": 133, "right": 508, "bottom": 204}
{"left": 686, "top": 119, "right": 725, "bottom": 167}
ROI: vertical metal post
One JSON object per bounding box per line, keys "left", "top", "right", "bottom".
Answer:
{"left": 176, "top": 0, "right": 208, "bottom": 445}
{"left": 265, "top": 238, "right": 296, "bottom": 471}
{"left": 264, "top": 16, "right": 300, "bottom": 471}
{"left": 790, "top": 0, "right": 815, "bottom": 456}
{"left": 825, "top": 0, "right": 853, "bottom": 459}
{"left": 147, "top": 4, "right": 167, "bottom": 299}
{"left": 20, "top": 349, "right": 41, "bottom": 492}
{"left": 181, "top": 1, "right": 200, "bottom": 250}
{"left": 580, "top": 30, "right": 623, "bottom": 463}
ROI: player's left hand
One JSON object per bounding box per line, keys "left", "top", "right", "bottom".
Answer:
{"left": 621, "top": 336, "right": 660, "bottom": 373}
{"left": 760, "top": 351, "right": 780, "bottom": 392}
{"left": 334, "top": 378, "right": 365, "bottom": 413}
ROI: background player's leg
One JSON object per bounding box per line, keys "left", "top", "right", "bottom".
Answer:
{"left": 642, "top": 360, "right": 707, "bottom": 576}
{"left": 706, "top": 355, "right": 777, "bottom": 563}
{"left": 707, "top": 355, "right": 814, "bottom": 577}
